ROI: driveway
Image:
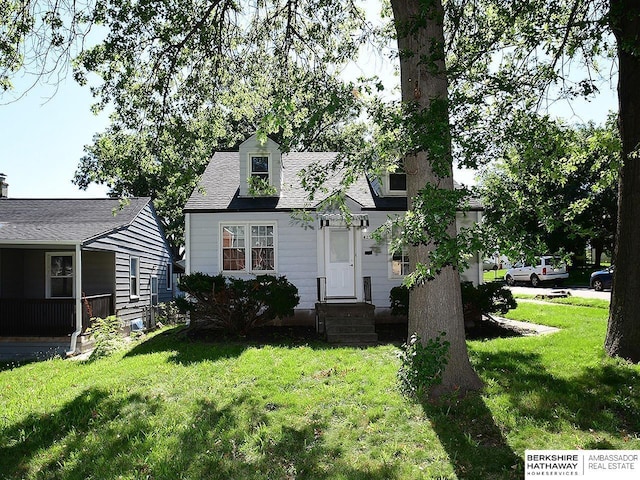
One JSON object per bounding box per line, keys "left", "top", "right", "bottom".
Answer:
{"left": 508, "top": 285, "right": 611, "bottom": 301}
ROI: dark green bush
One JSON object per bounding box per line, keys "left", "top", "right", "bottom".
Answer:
{"left": 177, "top": 273, "right": 300, "bottom": 335}
{"left": 459, "top": 281, "right": 517, "bottom": 316}
{"left": 390, "top": 281, "right": 517, "bottom": 317}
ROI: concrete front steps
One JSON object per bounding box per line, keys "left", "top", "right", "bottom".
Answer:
{"left": 315, "top": 303, "right": 378, "bottom": 346}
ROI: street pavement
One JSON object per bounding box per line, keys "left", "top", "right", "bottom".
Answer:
{"left": 508, "top": 285, "right": 611, "bottom": 301}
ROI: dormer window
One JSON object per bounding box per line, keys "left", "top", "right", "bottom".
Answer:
{"left": 238, "top": 135, "right": 281, "bottom": 197}
{"left": 251, "top": 155, "right": 270, "bottom": 182}
{"left": 389, "top": 170, "right": 406, "bottom": 191}
{"left": 385, "top": 164, "right": 406, "bottom": 196}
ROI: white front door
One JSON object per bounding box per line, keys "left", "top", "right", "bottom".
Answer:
{"left": 325, "top": 228, "right": 356, "bottom": 298}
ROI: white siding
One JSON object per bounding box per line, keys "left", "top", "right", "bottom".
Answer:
{"left": 187, "top": 209, "right": 482, "bottom": 318}
{"left": 188, "top": 211, "right": 319, "bottom": 309}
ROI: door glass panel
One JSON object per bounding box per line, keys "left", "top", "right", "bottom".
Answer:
{"left": 330, "top": 230, "right": 350, "bottom": 263}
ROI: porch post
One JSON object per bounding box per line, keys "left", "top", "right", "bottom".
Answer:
{"left": 67, "top": 243, "right": 83, "bottom": 355}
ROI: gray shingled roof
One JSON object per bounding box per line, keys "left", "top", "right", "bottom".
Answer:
{"left": 0, "top": 197, "right": 151, "bottom": 243}
{"left": 185, "top": 152, "right": 397, "bottom": 212}
{"left": 184, "top": 151, "right": 482, "bottom": 212}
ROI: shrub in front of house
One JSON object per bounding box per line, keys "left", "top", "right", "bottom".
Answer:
{"left": 88, "top": 315, "right": 126, "bottom": 360}
{"left": 155, "top": 301, "right": 186, "bottom": 325}
{"left": 389, "top": 281, "right": 517, "bottom": 320}
{"left": 177, "top": 273, "right": 300, "bottom": 335}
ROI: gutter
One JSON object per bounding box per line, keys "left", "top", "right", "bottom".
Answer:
{"left": 66, "top": 242, "right": 83, "bottom": 356}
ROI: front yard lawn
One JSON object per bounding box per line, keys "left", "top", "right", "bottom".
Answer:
{"left": 1, "top": 300, "right": 639, "bottom": 479}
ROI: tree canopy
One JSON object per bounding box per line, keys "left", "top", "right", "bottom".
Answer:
{"left": 479, "top": 113, "right": 620, "bottom": 266}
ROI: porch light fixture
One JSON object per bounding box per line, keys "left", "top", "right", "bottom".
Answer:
{"left": 318, "top": 213, "right": 369, "bottom": 229}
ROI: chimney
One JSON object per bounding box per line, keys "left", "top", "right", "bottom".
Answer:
{"left": 0, "top": 173, "right": 8, "bottom": 198}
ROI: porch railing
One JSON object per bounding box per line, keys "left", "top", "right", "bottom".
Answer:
{"left": 0, "top": 294, "right": 114, "bottom": 337}
{"left": 0, "top": 298, "right": 75, "bottom": 336}
{"left": 82, "top": 294, "right": 114, "bottom": 332}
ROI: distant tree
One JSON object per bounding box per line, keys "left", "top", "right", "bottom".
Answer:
{"left": 478, "top": 113, "right": 620, "bottom": 266}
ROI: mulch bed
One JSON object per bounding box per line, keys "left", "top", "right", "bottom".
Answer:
{"left": 183, "top": 318, "right": 521, "bottom": 345}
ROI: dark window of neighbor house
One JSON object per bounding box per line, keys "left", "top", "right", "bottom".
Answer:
{"left": 251, "top": 155, "right": 270, "bottom": 181}
{"left": 130, "top": 257, "right": 140, "bottom": 298}
{"left": 151, "top": 276, "right": 158, "bottom": 305}
{"left": 166, "top": 262, "right": 172, "bottom": 290}
{"left": 47, "top": 253, "right": 74, "bottom": 298}
{"left": 389, "top": 172, "right": 407, "bottom": 191}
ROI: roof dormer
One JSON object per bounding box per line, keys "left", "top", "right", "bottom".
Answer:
{"left": 238, "top": 134, "right": 282, "bottom": 197}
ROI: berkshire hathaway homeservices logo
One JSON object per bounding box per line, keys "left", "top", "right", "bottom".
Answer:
{"left": 525, "top": 450, "right": 640, "bottom": 479}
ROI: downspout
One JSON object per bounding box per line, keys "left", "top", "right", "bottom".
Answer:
{"left": 67, "top": 243, "right": 83, "bottom": 356}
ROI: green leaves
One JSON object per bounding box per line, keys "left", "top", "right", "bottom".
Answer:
{"left": 478, "top": 112, "right": 620, "bottom": 262}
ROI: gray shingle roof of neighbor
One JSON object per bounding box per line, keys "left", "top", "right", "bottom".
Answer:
{"left": 184, "top": 150, "right": 482, "bottom": 212}
{"left": 0, "top": 197, "right": 151, "bottom": 243}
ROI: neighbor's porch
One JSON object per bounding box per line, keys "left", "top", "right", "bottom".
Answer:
{"left": 0, "top": 247, "right": 116, "bottom": 338}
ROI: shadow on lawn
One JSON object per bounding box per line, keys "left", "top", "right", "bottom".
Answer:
{"left": 476, "top": 350, "right": 640, "bottom": 439}
{"left": 423, "top": 394, "right": 524, "bottom": 479}
{"left": 421, "top": 350, "right": 640, "bottom": 479}
{"left": 0, "top": 387, "right": 165, "bottom": 479}
{"left": 125, "top": 326, "right": 249, "bottom": 364}
{"left": 171, "top": 397, "right": 399, "bottom": 479}
{"left": 1, "top": 387, "right": 399, "bottom": 479}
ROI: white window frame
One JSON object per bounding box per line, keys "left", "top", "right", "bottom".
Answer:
{"left": 46, "top": 252, "right": 75, "bottom": 299}
{"left": 130, "top": 256, "right": 140, "bottom": 299}
{"left": 220, "top": 222, "right": 277, "bottom": 274}
{"left": 389, "top": 246, "right": 410, "bottom": 279}
{"left": 249, "top": 153, "right": 271, "bottom": 184}
{"left": 384, "top": 170, "right": 407, "bottom": 196}
{"left": 166, "top": 262, "right": 172, "bottom": 291}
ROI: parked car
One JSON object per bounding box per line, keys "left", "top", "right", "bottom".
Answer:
{"left": 483, "top": 259, "right": 498, "bottom": 271}
{"left": 590, "top": 266, "right": 614, "bottom": 291}
{"left": 504, "top": 256, "right": 569, "bottom": 287}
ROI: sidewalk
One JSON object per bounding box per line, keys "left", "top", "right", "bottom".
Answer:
{"left": 488, "top": 314, "right": 560, "bottom": 336}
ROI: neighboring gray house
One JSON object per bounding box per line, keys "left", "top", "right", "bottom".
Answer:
{"left": 0, "top": 196, "right": 174, "bottom": 356}
{"left": 184, "top": 134, "right": 482, "bottom": 340}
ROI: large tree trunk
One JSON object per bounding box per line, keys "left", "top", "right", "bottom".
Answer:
{"left": 391, "top": 0, "right": 483, "bottom": 396}
{"left": 605, "top": 0, "right": 640, "bottom": 362}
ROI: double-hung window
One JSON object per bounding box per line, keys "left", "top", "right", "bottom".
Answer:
{"left": 391, "top": 249, "right": 410, "bottom": 277}
{"left": 388, "top": 222, "right": 409, "bottom": 278}
{"left": 221, "top": 223, "right": 276, "bottom": 273}
{"left": 130, "top": 257, "right": 140, "bottom": 298}
{"left": 46, "top": 252, "right": 75, "bottom": 298}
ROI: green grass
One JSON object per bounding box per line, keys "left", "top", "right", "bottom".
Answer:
{"left": 483, "top": 268, "right": 507, "bottom": 283}
{"left": 514, "top": 294, "right": 610, "bottom": 310}
{"left": 2, "top": 302, "right": 639, "bottom": 479}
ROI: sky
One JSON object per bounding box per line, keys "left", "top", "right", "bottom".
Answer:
{"left": 0, "top": 56, "right": 619, "bottom": 199}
